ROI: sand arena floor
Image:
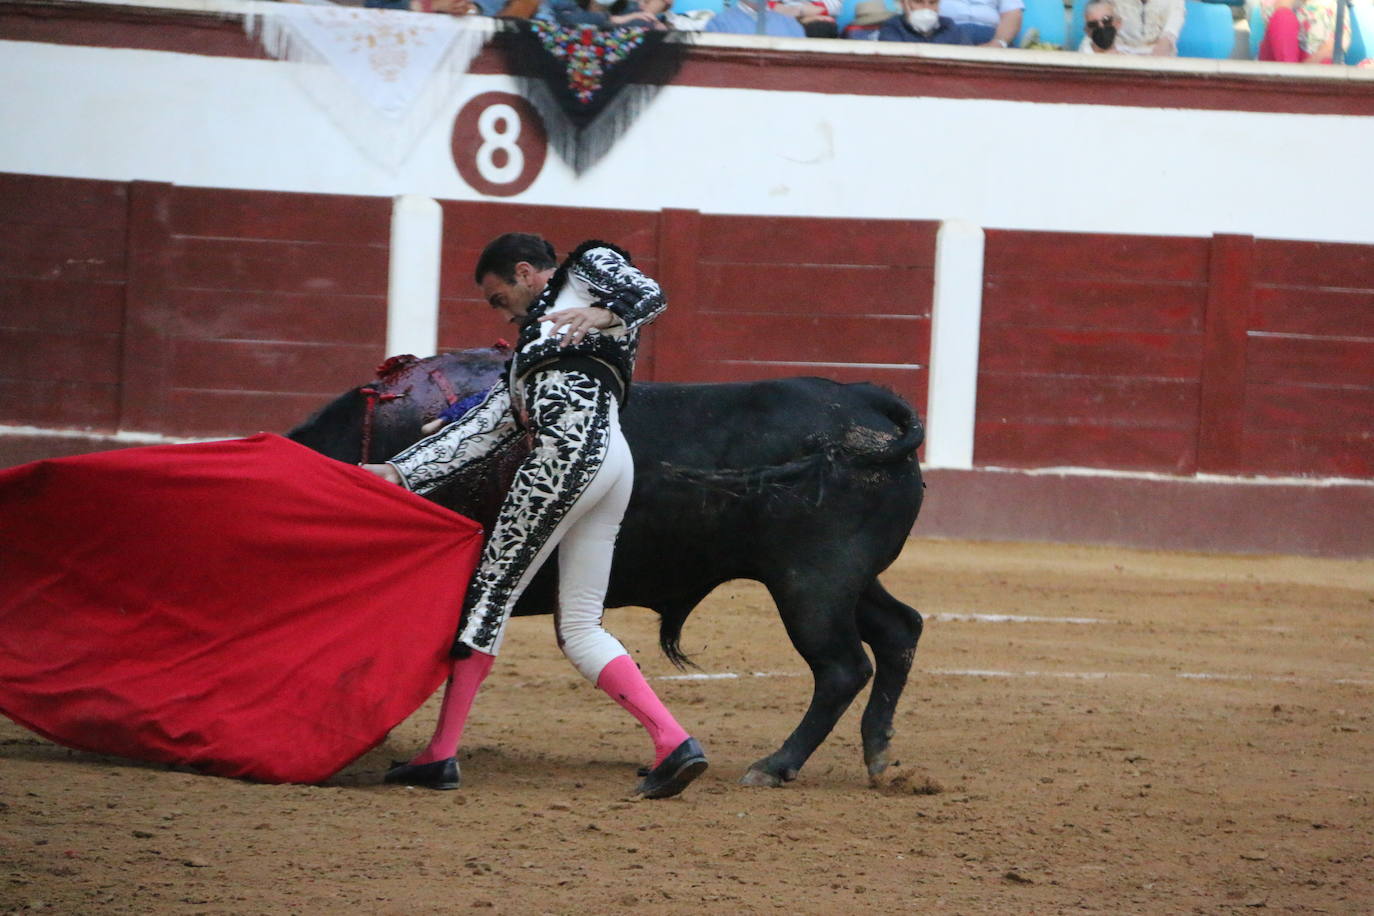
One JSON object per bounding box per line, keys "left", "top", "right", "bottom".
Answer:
{"left": 2, "top": 538, "right": 1371, "bottom": 914}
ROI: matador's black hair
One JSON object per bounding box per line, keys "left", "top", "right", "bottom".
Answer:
{"left": 473, "top": 232, "right": 558, "bottom": 284}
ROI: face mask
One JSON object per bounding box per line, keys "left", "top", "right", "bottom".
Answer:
{"left": 906, "top": 7, "right": 939, "bottom": 32}
{"left": 1088, "top": 22, "right": 1116, "bottom": 49}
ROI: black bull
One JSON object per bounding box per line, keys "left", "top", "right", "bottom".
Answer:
{"left": 287, "top": 350, "right": 925, "bottom": 787}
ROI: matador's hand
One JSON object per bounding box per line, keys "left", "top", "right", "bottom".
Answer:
{"left": 539, "top": 306, "right": 618, "bottom": 347}
{"left": 360, "top": 463, "right": 403, "bottom": 485}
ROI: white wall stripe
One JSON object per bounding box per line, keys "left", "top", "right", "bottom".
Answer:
{"left": 653, "top": 669, "right": 1372, "bottom": 687}
{"left": 924, "top": 219, "right": 985, "bottom": 470}
{"left": 927, "top": 613, "right": 1109, "bottom": 624}
{"left": 386, "top": 194, "right": 443, "bottom": 360}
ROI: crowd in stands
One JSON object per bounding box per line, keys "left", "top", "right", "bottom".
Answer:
{"left": 360, "top": 0, "right": 1371, "bottom": 64}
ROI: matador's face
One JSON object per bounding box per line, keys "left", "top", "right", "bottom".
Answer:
{"left": 479, "top": 261, "right": 550, "bottom": 324}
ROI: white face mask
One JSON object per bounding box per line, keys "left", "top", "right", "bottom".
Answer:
{"left": 906, "top": 7, "right": 939, "bottom": 32}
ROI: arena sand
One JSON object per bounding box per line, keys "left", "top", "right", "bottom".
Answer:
{"left": 2, "top": 539, "right": 1371, "bottom": 914}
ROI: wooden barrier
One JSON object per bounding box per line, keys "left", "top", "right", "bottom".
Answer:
{"left": 2, "top": 173, "right": 1371, "bottom": 485}
{"left": 977, "top": 229, "right": 1374, "bottom": 479}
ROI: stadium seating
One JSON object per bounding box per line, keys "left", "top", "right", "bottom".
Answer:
{"left": 1248, "top": 0, "right": 1266, "bottom": 58}
{"left": 674, "top": 0, "right": 728, "bottom": 14}
{"left": 1177, "top": 0, "right": 1236, "bottom": 57}
{"left": 1345, "top": 5, "right": 1368, "bottom": 62}
{"left": 1067, "top": 0, "right": 1087, "bottom": 49}
{"left": 1017, "top": 0, "right": 1069, "bottom": 46}
{"left": 836, "top": 0, "right": 898, "bottom": 29}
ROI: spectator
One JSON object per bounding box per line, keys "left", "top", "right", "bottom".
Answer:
{"left": 1079, "top": 0, "right": 1122, "bottom": 51}
{"left": 364, "top": 0, "right": 488, "bottom": 13}
{"left": 1258, "top": 0, "right": 1354, "bottom": 63}
{"left": 704, "top": 0, "right": 807, "bottom": 36}
{"left": 417, "top": 0, "right": 660, "bottom": 25}
{"left": 772, "top": 0, "right": 843, "bottom": 37}
{"left": 611, "top": 0, "right": 674, "bottom": 20}
{"left": 1076, "top": 0, "right": 1183, "bottom": 54}
{"left": 843, "top": 0, "right": 897, "bottom": 38}
{"left": 542, "top": 0, "right": 664, "bottom": 26}
{"left": 878, "top": 0, "right": 975, "bottom": 42}
{"left": 937, "top": 0, "right": 1022, "bottom": 45}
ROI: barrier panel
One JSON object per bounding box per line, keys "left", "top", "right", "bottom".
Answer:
{"left": 3, "top": 173, "right": 1370, "bottom": 484}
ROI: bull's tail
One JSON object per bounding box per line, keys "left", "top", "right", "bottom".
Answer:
{"left": 658, "top": 607, "right": 695, "bottom": 670}
{"left": 842, "top": 383, "right": 925, "bottom": 467}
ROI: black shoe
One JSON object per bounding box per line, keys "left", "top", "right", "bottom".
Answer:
{"left": 635, "top": 738, "right": 707, "bottom": 799}
{"left": 384, "top": 757, "right": 460, "bottom": 790}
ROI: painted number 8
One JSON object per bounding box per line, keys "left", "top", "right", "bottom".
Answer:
{"left": 476, "top": 104, "right": 525, "bottom": 186}
{"left": 453, "top": 92, "right": 545, "bottom": 197}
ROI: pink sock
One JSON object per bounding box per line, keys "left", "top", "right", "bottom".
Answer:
{"left": 410, "top": 650, "right": 494, "bottom": 765}
{"left": 596, "top": 654, "right": 691, "bottom": 767}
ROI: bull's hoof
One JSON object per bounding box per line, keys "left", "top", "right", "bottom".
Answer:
{"left": 739, "top": 768, "right": 784, "bottom": 788}
{"left": 865, "top": 748, "right": 893, "bottom": 779}
{"left": 739, "top": 759, "right": 799, "bottom": 788}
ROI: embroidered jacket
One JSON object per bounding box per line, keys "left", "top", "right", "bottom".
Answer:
{"left": 511, "top": 239, "right": 664, "bottom": 389}
{"left": 387, "top": 240, "right": 664, "bottom": 495}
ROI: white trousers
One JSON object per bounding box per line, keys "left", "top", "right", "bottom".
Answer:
{"left": 456, "top": 370, "right": 633, "bottom": 683}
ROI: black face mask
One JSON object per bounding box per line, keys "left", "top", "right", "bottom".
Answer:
{"left": 1089, "top": 22, "right": 1116, "bottom": 50}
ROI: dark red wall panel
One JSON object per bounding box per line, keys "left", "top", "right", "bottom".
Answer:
{"left": 135, "top": 186, "right": 393, "bottom": 435}
{"left": 983, "top": 230, "right": 1209, "bottom": 283}
{"left": 3, "top": 173, "right": 1370, "bottom": 482}
{"left": 977, "top": 374, "right": 1200, "bottom": 428}
{"left": 706, "top": 314, "right": 927, "bottom": 365}
{"left": 0, "top": 224, "right": 127, "bottom": 283}
{"left": 0, "top": 173, "right": 128, "bottom": 229}
{"left": 983, "top": 275, "right": 1204, "bottom": 332}
{"left": 160, "top": 390, "right": 337, "bottom": 440}
{"left": 1251, "top": 286, "right": 1373, "bottom": 337}
{"left": 0, "top": 380, "right": 121, "bottom": 430}
{"left": 1245, "top": 383, "right": 1374, "bottom": 432}
{"left": 166, "top": 339, "right": 376, "bottom": 394}
{"left": 977, "top": 229, "right": 1210, "bottom": 474}
{"left": 165, "top": 237, "right": 389, "bottom": 296}
{"left": 1253, "top": 239, "right": 1374, "bottom": 290}
{"left": 166, "top": 187, "right": 392, "bottom": 244}
{"left": 980, "top": 230, "right": 1374, "bottom": 478}
{"left": 1247, "top": 336, "right": 1374, "bottom": 389}
{"left": 1242, "top": 430, "right": 1374, "bottom": 479}
{"left": 664, "top": 213, "right": 935, "bottom": 413}
{"left": 979, "top": 327, "right": 1204, "bottom": 379}
{"left": 0, "top": 174, "right": 128, "bottom": 433}
{"left": 166, "top": 289, "right": 385, "bottom": 345}
{"left": 699, "top": 263, "right": 932, "bottom": 316}
{"left": 976, "top": 421, "right": 1198, "bottom": 473}
{"left": 1234, "top": 239, "right": 1374, "bottom": 477}
{"left": 1, "top": 277, "right": 126, "bottom": 334}
{"left": 697, "top": 217, "right": 937, "bottom": 268}
{"left": 0, "top": 328, "right": 121, "bottom": 384}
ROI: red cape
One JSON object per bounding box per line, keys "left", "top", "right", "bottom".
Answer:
{"left": 0, "top": 433, "right": 482, "bottom": 783}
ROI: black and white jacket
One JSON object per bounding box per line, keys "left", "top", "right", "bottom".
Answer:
{"left": 513, "top": 239, "right": 664, "bottom": 389}
{"left": 388, "top": 241, "right": 664, "bottom": 495}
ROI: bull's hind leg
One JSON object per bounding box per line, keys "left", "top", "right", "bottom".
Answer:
{"left": 855, "top": 579, "right": 923, "bottom": 779}
{"left": 740, "top": 578, "right": 873, "bottom": 788}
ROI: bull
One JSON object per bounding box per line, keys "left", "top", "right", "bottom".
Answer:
{"left": 288, "top": 349, "right": 925, "bottom": 787}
